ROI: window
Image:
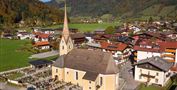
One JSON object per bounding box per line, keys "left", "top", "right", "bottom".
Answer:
{"left": 89, "top": 87, "right": 91, "bottom": 89}
{"left": 75, "top": 71, "right": 78, "bottom": 80}
{"left": 156, "top": 73, "right": 159, "bottom": 76}
{"left": 56, "top": 69, "right": 58, "bottom": 73}
{"left": 62, "top": 46, "right": 64, "bottom": 50}
{"left": 89, "top": 81, "right": 91, "bottom": 84}
{"left": 155, "top": 79, "right": 158, "bottom": 83}
{"left": 100, "top": 77, "right": 103, "bottom": 86}
{"left": 139, "top": 75, "right": 142, "bottom": 79}
{"left": 67, "top": 72, "right": 69, "bottom": 74}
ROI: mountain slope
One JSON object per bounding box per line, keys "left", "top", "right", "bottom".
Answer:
{"left": 0, "top": 0, "right": 64, "bottom": 27}
{"left": 46, "top": 0, "right": 177, "bottom": 19}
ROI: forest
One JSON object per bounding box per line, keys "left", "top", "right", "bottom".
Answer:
{"left": 0, "top": 0, "right": 64, "bottom": 28}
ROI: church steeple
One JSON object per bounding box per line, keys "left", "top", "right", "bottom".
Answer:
{"left": 62, "top": 2, "right": 69, "bottom": 41}
{"left": 59, "top": 1, "right": 73, "bottom": 56}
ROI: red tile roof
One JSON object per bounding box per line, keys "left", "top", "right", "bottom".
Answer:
{"left": 39, "top": 34, "right": 50, "bottom": 38}
{"left": 133, "top": 46, "right": 162, "bottom": 52}
{"left": 100, "top": 42, "right": 128, "bottom": 51}
{"left": 134, "top": 41, "right": 177, "bottom": 52}
{"left": 34, "top": 41, "right": 49, "bottom": 46}
{"left": 159, "top": 42, "right": 177, "bottom": 48}
{"left": 33, "top": 32, "right": 50, "bottom": 38}
{"left": 170, "top": 65, "right": 177, "bottom": 72}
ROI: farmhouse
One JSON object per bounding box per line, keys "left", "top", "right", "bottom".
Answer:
{"left": 134, "top": 56, "right": 173, "bottom": 86}
{"left": 34, "top": 41, "right": 50, "bottom": 50}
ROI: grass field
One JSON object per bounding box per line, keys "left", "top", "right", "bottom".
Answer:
{"left": 0, "top": 39, "right": 32, "bottom": 72}
{"left": 46, "top": 23, "right": 120, "bottom": 32}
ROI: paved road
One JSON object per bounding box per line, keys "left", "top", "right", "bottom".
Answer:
{"left": 119, "top": 61, "right": 140, "bottom": 90}
{"left": 29, "top": 50, "right": 58, "bottom": 59}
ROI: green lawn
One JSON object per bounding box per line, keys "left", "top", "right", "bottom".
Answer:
{"left": 46, "top": 23, "right": 120, "bottom": 32}
{"left": 139, "top": 78, "right": 175, "bottom": 90}
{"left": 0, "top": 39, "right": 32, "bottom": 72}
{"left": 140, "top": 85, "right": 161, "bottom": 90}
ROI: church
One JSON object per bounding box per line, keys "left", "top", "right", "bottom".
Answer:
{"left": 52, "top": 3, "right": 119, "bottom": 90}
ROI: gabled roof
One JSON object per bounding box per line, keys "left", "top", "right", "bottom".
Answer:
{"left": 53, "top": 49, "right": 118, "bottom": 74}
{"left": 101, "top": 42, "right": 128, "bottom": 51}
{"left": 136, "top": 56, "right": 173, "bottom": 72}
{"left": 33, "top": 32, "right": 50, "bottom": 38}
{"left": 134, "top": 40, "right": 177, "bottom": 52}
{"left": 71, "top": 33, "right": 85, "bottom": 39}
{"left": 34, "top": 41, "right": 49, "bottom": 46}
{"left": 83, "top": 71, "right": 99, "bottom": 81}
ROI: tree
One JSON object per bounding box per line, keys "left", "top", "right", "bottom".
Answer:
{"left": 101, "top": 14, "right": 113, "bottom": 22}
{"left": 105, "top": 26, "right": 115, "bottom": 34}
{"left": 148, "top": 17, "right": 153, "bottom": 24}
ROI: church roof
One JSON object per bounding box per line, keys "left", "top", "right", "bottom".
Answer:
{"left": 83, "top": 71, "right": 99, "bottom": 81}
{"left": 53, "top": 49, "right": 118, "bottom": 74}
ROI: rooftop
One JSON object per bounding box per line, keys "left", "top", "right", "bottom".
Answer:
{"left": 101, "top": 42, "right": 128, "bottom": 51}
{"left": 34, "top": 41, "right": 49, "bottom": 46}
{"left": 136, "top": 56, "right": 173, "bottom": 72}
{"left": 54, "top": 49, "right": 118, "bottom": 75}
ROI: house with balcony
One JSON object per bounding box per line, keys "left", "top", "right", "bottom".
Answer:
{"left": 34, "top": 41, "right": 50, "bottom": 50}
{"left": 134, "top": 56, "right": 173, "bottom": 86}
{"left": 100, "top": 42, "right": 131, "bottom": 64}
{"left": 33, "top": 32, "right": 50, "bottom": 42}
{"left": 133, "top": 40, "right": 177, "bottom": 65}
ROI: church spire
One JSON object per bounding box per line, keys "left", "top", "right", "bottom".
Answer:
{"left": 62, "top": 1, "right": 69, "bottom": 40}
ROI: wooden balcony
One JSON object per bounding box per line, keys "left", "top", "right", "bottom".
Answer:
{"left": 134, "top": 57, "right": 137, "bottom": 60}
{"left": 166, "top": 59, "right": 175, "bottom": 63}
{"left": 134, "top": 52, "right": 137, "bottom": 56}
{"left": 165, "top": 49, "right": 176, "bottom": 53}
{"left": 161, "top": 54, "right": 175, "bottom": 58}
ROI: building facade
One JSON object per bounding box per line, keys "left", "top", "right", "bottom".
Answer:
{"left": 52, "top": 49, "right": 119, "bottom": 90}
{"left": 134, "top": 56, "right": 173, "bottom": 86}
{"left": 52, "top": 3, "right": 119, "bottom": 90}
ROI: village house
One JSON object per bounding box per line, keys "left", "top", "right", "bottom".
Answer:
{"left": 32, "top": 28, "right": 55, "bottom": 34}
{"left": 70, "top": 33, "right": 86, "bottom": 45}
{"left": 52, "top": 4, "right": 119, "bottom": 90}
{"left": 17, "top": 31, "right": 33, "bottom": 40}
{"left": 117, "top": 35, "right": 135, "bottom": 45}
{"left": 133, "top": 40, "right": 177, "bottom": 65}
{"left": 94, "top": 29, "right": 105, "bottom": 35}
{"left": 100, "top": 42, "right": 131, "bottom": 64}
{"left": 134, "top": 56, "right": 173, "bottom": 86}
{"left": 33, "top": 32, "right": 50, "bottom": 42}
{"left": 33, "top": 41, "right": 50, "bottom": 50}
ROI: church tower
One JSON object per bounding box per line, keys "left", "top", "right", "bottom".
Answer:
{"left": 59, "top": 2, "right": 73, "bottom": 56}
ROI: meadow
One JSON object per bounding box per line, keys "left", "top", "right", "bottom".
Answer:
{"left": 0, "top": 39, "right": 32, "bottom": 72}
{"left": 46, "top": 23, "right": 120, "bottom": 32}
{"left": 0, "top": 39, "right": 59, "bottom": 72}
